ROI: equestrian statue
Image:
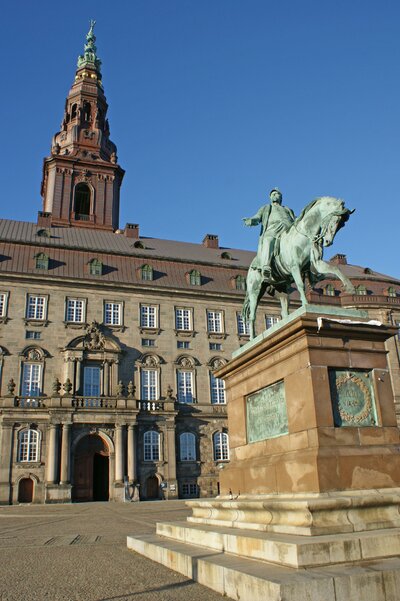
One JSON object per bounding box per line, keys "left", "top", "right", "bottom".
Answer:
{"left": 242, "top": 188, "right": 355, "bottom": 339}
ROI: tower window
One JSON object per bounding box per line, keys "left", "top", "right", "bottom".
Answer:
{"left": 74, "top": 183, "right": 91, "bottom": 218}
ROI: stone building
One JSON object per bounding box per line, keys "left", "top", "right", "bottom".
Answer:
{"left": 0, "top": 26, "right": 399, "bottom": 504}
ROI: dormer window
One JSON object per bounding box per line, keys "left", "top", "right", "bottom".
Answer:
{"left": 35, "top": 253, "right": 49, "bottom": 270}
{"left": 141, "top": 264, "right": 153, "bottom": 281}
{"left": 354, "top": 285, "right": 367, "bottom": 296}
{"left": 89, "top": 259, "right": 102, "bottom": 276}
{"left": 235, "top": 275, "right": 246, "bottom": 291}
{"left": 387, "top": 287, "right": 397, "bottom": 298}
{"left": 324, "top": 284, "right": 335, "bottom": 296}
{"left": 188, "top": 269, "right": 201, "bottom": 286}
{"left": 74, "top": 183, "right": 91, "bottom": 219}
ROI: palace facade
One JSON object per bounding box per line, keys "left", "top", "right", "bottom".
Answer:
{"left": 0, "top": 26, "right": 399, "bottom": 504}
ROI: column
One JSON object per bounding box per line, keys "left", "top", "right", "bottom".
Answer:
{"left": 60, "top": 423, "right": 71, "bottom": 484}
{"left": 46, "top": 424, "right": 58, "bottom": 484}
{"left": 166, "top": 423, "right": 177, "bottom": 482}
{"left": 75, "top": 359, "right": 82, "bottom": 395}
{"left": 0, "top": 424, "right": 14, "bottom": 504}
{"left": 103, "top": 361, "right": 109, "bottom": 397}
{"left": 127, "top": 424, "right": 136, "bottom": 483}
{"left": 114, "top": 424, "right": 124, "bottom": 483}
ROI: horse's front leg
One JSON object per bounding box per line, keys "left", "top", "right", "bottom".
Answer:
{"left": 291, "top": 264, "right": 308, "bottom": 306}
{"left": 312, "top": 259, "right": 355, "bottom": 294}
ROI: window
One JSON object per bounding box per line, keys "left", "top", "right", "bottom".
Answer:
{"left": 324, "top": 284, "right": 335, "bottom": 297}
{"left": 207, "top": 310, "right": 223, "bottom": 333}
{"left": 18, "top": 429, "right": 40, "bottom": 462}
{"left": 209, "top": 342, "right": 222, "bottom": 351}
{"left": 189, "top": 269, "right": 201, "bottom": 286}
{"left": 0, "top": 293, "right": 8, "bottom": 317}
{"left": 182, "top": 483, "right": 198, "bottom": 497}
{"left": 89, "top": 259, "right": 102, "bottom": 276}
{"left": 210, "top": 373, "right": 226, "bottom": 404}
{"left": 354, "top": 285, "right": 367, "bottom": 296}
{"left": 140, "top": 305, "right": 158, "bottom": 329}
{"left": 175, "top": 308, "right": 192, "bottom": 331}
{"left": 84, "top": 366, "right": 101, "bottom": 397}
{"left": 22, "top": 363, "right": 42, "bottom": 397}
{"left": 142, "top": 338, "right": 155, "bottom": 347}
{"left": 141, "top": 264, "right": 153, "bottom": 281}
{"left": 66, "top": 298, "right": 85, "bottom": 323}
{"left": 179, "top": 433, "right": 196, "bottom": 461}
{"left": 35, "top": 253, "right": 49, "bottom": 270}
{"left": 74, "top": 182, "right": 91, "bottom": 217}
{"left": 177, "top": 340, "right": 190, "bottom": 349}
{"left": 26, "top": 331, "right": 41, "bottom": 340}
{"left": 141, "top": 369, "right": 158, "bottom": 400}
{"left": 221, "top": 251, "right": 232, "bottom": 260}
{"left": 235, "top": 275, "right": 246, "bottom": 290}
{"left": 177, "top": 370, "right": 194, "bottom": 403}
{"left": 237, "top": 313, "right": 250, "bottom": 336}
{"left": 144, "top": 431, "right": 160, "bottom": 461}
{"left": 265, "top": 315, "right": 280, "bottom": 330}
{"left": 104, "top": 302, "right": 122, "bottom": 326}
{"left": 26, "top": 295, "right": 46, "bottom": 320}
{"left": 213, "top": 432, "right": 229, "bottom": 461}
{"left": 387, "top": 287, "right": 397, "bottom": 298}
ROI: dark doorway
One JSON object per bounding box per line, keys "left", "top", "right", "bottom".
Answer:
{"left": 93, "top": 453, "right": 109, "bottom": 501}
{"left": 146, "top": 475, "right": 159, "bottom": 499}
{"left": 73, "top": 435, "right": 109, "bottom": 502}
{"left": 18, "top": 478, "right": 33, "bottom": 503}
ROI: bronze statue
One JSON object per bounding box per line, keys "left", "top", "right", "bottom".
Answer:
{"left": 243, "top": 193, "right": 355, "bottom": 338}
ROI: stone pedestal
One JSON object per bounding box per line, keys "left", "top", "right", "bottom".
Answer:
{"left": 128, "top": 307, "right": 400, "bottom": 600}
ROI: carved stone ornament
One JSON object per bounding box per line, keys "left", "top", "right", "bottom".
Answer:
{"left": 84, "top": 321, "right": 105, "bottom": 350}
{"left": 27, "top": 349, "right": 42, "bottom": 361}
{"left": 7, "top": 378, "right": 16, "bottom": 395}
{"left": 52, "top": 378, "right": 61, "bottom": 395}
{"left": 63, "top": 378, "right": 73, "bottom": 394}
{"left": 143, "top": 355, "right": 160, "bottom": 367}
{"left": 209, "top": 357, "right": 227, "bottom": 370}
{"left": 127, "top": 381, "right": 136, "bottom": 398}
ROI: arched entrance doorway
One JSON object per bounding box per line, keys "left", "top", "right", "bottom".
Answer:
{"left": 18, "top": 477, "right": 34, "bottom": 503}
{"left": 146, "top": 475, "right": 159, "bottom": 499}
{"left": 73, "top": 434, "right": 109, "bottom": 502}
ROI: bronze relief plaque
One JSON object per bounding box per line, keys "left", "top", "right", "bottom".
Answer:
{"left": 329, "top": 369, "right": 378, "bottom": 427}
{"left": 246, "top": 380, "right": 288, "bottom": 443}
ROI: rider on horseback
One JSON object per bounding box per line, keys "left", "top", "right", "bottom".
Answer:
{"left": 243, "top": 188, "right": 295, "bottom": 279}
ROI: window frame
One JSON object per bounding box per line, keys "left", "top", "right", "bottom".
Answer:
{"left": 265, "top": 315, "right": 280, "bottom": 330}
{"left": 175, "top": 307, "right": 193, "bottom": 332}
{"left": 210, "top": 373, "right": 226, "bottom": 404}
{"left": 65, "top": 297, "right": 86, "bottom": 324}
{"left": 179, "top": 432, "right": 196, "bottom": 461}
{"left": 236, "top": 312, "right": 250, "bottom": 336}
{"left": 139, "top": 304, "right": 159, "bottom": 331}
{"left": 17, "top": 429, "right": 41, "bottom": 463}
{"left": 21, "top": 362, "right": 43, "bottom": 398}
{"left": 141, "top": 368, "right": 159, "bottom": 401}
{"left": 213, "top": 431, "right": 229, "bottom": 461}
{"left": 177, "top": 369, "right": 194, "bottom": 404}
{"left": 103, "top": 300, "right": 123, "bottom": 326}
{"left": 0, "top": 291, "right": 9, "bottom": 321}
{"left": 140, "top": 264, "right": 154, "bottom": 281}
{"left": 143, "top": 430, "right": 160, "bottom": 461}
{"left": 207, "top": 310, "right": 224, "bottom": 334}
{"left": 25, "top": 294, "right": 48, "bottom": 322}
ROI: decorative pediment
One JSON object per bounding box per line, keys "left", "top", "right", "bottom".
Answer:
{"left": 137, "top": 353, "right": 163, "bottom": 367}
{"left": 175, "top": 355, "right": 198, "bottom": 368}
{"left": 19, "top": 346, "right": 48, "bottom": 361}
{"left": 208, "top": 356, "right": 227, "bottom": 370}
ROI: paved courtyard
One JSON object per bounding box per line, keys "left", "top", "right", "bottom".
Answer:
{"left": 0, "top": 501, "right": 225, "bottom": 601}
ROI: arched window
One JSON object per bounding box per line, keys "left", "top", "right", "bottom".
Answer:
{"left": 74, "top": 183, "right": 91, "bottom": 217}
{"left": 88, "top": 259, "right": 103, "bottom": 276}
{"left": 143, "top": 431, "right": 160, "bottom": 461}
{"left": 213, "top": 432, "right": 229, "bottom": 461}
{"left": 18, "top": 429, "right": 40, "bottom": 462}
{"left": 179, "top": 432, "right": 196, "bottom": 461}
{"left": 71, "top": 104, "right": 78, "bottom": 120}
{"left": 324, "top": 284, "right": 335, "bottom": 296}
{"left": 141, "top": 264, "right": 153, "bottom": 281}
{"left": 189, "top": 269, "right": 201, "bottom": 286}
{"left": 35, "top": 253, "right": 49, "bottom": 270}
{"left": 235, "top": 275, "right": 246, "bottom": 291}
{"left": 387, "top": 287, "right": 397, "bottom": 298}
{"left": 82, "top": 101, "right": 91, "bottom": 122}
{"left": 354, "top": 285, "right": 367, "bottom": 296}
{"left": 210, "top": 373, "right": 226, "bottom": 404}
{"left": 221, "top": 251, "right": 231, "bottom": 260}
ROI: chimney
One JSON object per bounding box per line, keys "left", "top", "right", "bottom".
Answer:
{"left": 125, "top": 223, "right": 139, "bottom": 239}
{"left": 37, "top": 211, "right": 52, "bottom": 227}
{"left": 330, "top": 253, "right": 347, "bottom": 265}
{"left": 203, "top": 234, "right": 219, "bottom": 249}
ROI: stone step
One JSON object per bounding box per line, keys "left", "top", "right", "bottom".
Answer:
{"left": 127, "top": 532, "right": 400, "bottom": 601}
{"left": 156, "top": 521, "right": 400, "bottom": 568}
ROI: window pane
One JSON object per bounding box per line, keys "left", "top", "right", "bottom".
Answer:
{"left": 237, "top": 313, "right": 250, "bottom": 335}
{"left": 27, "top": 296, "right": 45, "bottom": 320}
{"left": 22, "top": 364, "right": 41, "bottom": 397}
{"left": 180, "top": 432, "right": 196, "bottom": 461}
{"left": 265, "top": 315, "right": 279, "bottom": 329}
{"left": 177, "top": 371, "right": 193, "bottom": 403}
{"left": 18, "top": 430, "right": 39, "bottom": 462}
{"left": 140, "top": 306, "right": 157, "bottom": 328}
{"left": 84, "top": 366, "right": 101, "bottom": 396}
{"left": 176, "top": 308, "right": 191, "bottom": 330}
{"left": 104, "top": 302, "right": 121, "bottom": 325}
{"left": 141, "top": 369, "right": 157, "bottom": 400}
{"left": 144, "top": 431, "right": 160, "bottom": 461}
{"left": 66, "top": 299, "right": 84, "bottom": 322}
{"left": 210, "top": 373, "right": 225, "bottom": 404}
{"left": 207, "top": 311, "right": 223, "bottom": 333}
{"left": 213, "top": 432, "right": 229, "bottom": 461}
{"left": 0, "top": 293, "right": 6, "bottom": 317}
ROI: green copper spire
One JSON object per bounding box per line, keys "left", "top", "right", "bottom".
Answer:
{"left": 77, "top": 20, "right": 102, "bottom": 75}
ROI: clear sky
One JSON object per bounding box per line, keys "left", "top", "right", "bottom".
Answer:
{"left": 0, "top": 1, "right": 399, "bottom": 279}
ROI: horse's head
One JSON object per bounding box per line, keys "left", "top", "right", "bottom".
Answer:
{"left": 320, "top": 198, "right": 355, "bottom": 247}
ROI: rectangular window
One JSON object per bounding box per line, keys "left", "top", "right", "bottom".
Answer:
{"left": 207, "top": 310, "right": 223, "bottom": 333}
{"left": 26, "top": 295, "right": 46, "bottom": 320}
{"left": 142, "top": 338, "right": 155, "bottom": 347}
{"left": 26, "top": 331, "right": 41, "bottom": 340}
{"left": 265, "top": 315, "right": 280, "bottom": 330}
{"left": 209, "top": 342, "right": 222, "bottom": 351}
{"left": 175, "top": 308, "right": 192, "bottom": 331}
{"left": 140, "top": 305, "right": 157, "bottom": 329}
{"left": 177, "top": 341, "right": 190, "bottom": 349}
{"left": 0, "top": 293, "right": 7, "bottom": 317}
{"left": 182, "top": 483, "right": 198, "bottom": 496}
{"left": 237, "top": 313, "right": 250, "bottom": 336}
{"left": 22, "top": 364, "right": 42, "bottom": 397}
{"left": 177, "top": 371, "right": 194, "bottom": 403}
{"left": 66, "top": 298, "right": 85, "bottom": 323}
{"left": 210, "top": 373, "right": 226, "bottom": 404}
{"left": 141, "top": 369, "right": 158, "bottom": 401}
{"left": 104, "top": 302, "right": 122, "bottom": 326}
{"left": 18, "top": 430, "right": 39, "bottom": 462}
{"left": 84, "top": 366, "right": 101, "bottom": 397}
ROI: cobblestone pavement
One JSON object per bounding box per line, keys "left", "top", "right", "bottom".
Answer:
{"left": 0, "top": 501, "right": 225, "bottom": 601}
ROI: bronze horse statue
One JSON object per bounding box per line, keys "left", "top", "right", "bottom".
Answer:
{"left": 242, "top": 196, "right": 355, "bottom": 339}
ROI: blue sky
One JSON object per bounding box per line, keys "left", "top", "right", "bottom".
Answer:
{"left": 0, "top": 1, "right": 399, "bottom": 278}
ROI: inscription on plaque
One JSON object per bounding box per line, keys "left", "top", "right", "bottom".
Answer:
{"left": 246, "top": 380, "right": 288, "bottom": 443}
{"left": 329, "top": 369, "right": 378, "bottom": 427}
